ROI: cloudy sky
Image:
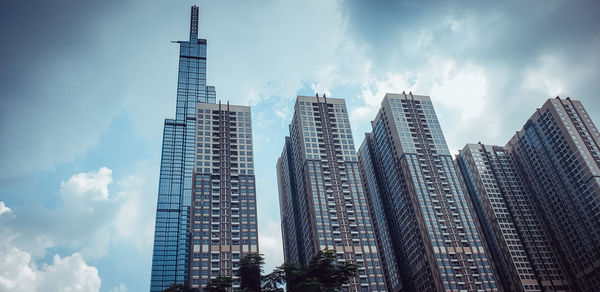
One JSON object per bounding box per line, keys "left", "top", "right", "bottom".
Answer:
{"left": 1, "top": 0, "right": 599, "bottom": 291}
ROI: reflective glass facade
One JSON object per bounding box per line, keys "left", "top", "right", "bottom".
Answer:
{"left": 151, "top": 6, "right": 255, "bottom": 292}
{"left": 152, "top": 117, "right": 191, "bottom": 291}
{"left": 457, "top": 143, "right": 573, "bottom": 291}
{"left": 506, "top": 97, "right": 600, "bottom": 291}
{"left": 358, "top": 93, "right": 499, "bottom": 291}
{"left": 277, "top": 96, "right": 388, "bottom": 292}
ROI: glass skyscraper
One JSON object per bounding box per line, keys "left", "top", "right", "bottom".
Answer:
{"left": 457, "top": 143, "right": 573, "bottom": 291}
{"left": 357, "top": 93, "right": 499, "bottom": 291}
{"left": 506, "top": 97, "right": 600, "bottom": 291}
{"left": 277, "top": 95, "right": 388, "bottom": 292}
{"left": 150, "top": 6, "right": 258, "bottom": 291}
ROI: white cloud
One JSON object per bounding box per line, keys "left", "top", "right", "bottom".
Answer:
{"left": 113, "top": 166, "right": 157, "bottom": 250}
{"left": 0, "top": 202, "right": 101, "bottom": 292}
{"left": 337, "top": 0, "right": 600, "bottom": 154}
{"left": 0, "top": 246, "right": 36, "bottom": 292}
{"left": 61, "top": 167, "right": 112, "bottom": 200}
{"left": 428, "top": 60, "right": 490, "bottom": 152}
{"left": 60, "top": 166, "right": 156, "bottom": 256}
{"left": 272, "top": 102, "right": 292, "bottom": 126}
{"left": 0, "top": 166, "right": 158, "bottom": 291}
{"left": 3, "top": 166, "right": 155, "bottom": 263}
{"left": 60, "top": 167, "right": 113, "bottom": 212}
{"left": 110, "top": 284, "right": 128, "bottom": 292}
{"left": 0, "top": 202, "right": 10, "bottom": 216}
{"left": 258, "top": 220, "right": 284, "bottom": 273}
{"left": 52, "top": 167, "right": 117, "bottom": 260}
{"left": 522, "top": 55, "right": 566, "bottom": 97}
{"left": 3, "top": 206, "right": 113, "bottom": 261}
{"left": 429, "top": 60, "right": 488, "bottom": 122}
{"left": 351, "top": 71, "right": 416, "bottom": 124}
{"left": 36, "top": 253, "right": 101, "bottom": 292}
{"left": 346, "top": 57, "right": 491, "bottom": 152}
{"left": 78, "top": 229, "right": 111, "bottom": 260}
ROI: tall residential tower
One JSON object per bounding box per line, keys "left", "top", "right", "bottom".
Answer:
{"left": 150, "top": 7, "right": 258, "bottom": 291}
{"left": 277, "top": 95, "right": 388, "bottom": 292}
{"left": 506, "top": 97, "right": 600, "bottom": 291}
{"left": 457, "top": 143, "right": 573, "bottom": 291}
{"left": 357, "top": 93, "right": 499, "bottom": 291}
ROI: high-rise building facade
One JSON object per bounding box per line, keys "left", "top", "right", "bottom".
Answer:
{"left": 456, "top": 143, "right": 573, "bottom": 291}
{"left": 150, "top": 6, "right": 258, "bottom": 291}
{"left": 506, "top": 97, "right": 600, "bottom": 291}
{"left": 278, "top": 136, "right": 306, "bottom": 266}
{"left": 357, "top": 93, "right": 499, "bottom": 291}
{"left": 190, "top": 102, "right": 258, "bottom": 290}
{"left": 277, "top": 95, "right": 388, "bottom": 292}
{"left": 358, "top": 134, "right": 402, "bottom": 292}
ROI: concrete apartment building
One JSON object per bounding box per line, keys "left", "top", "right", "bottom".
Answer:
{"left": 357, "top": 93, "right": 499, "bottom": 291}
{"left": 277, "top": 95, "right": 388, "bottom": 292}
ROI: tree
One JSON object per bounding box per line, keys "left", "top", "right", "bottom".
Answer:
{"left": 261, "top": 265, "right": 285, "bottom": 292}
{"left": 304, "top": 249, "right": 358, "bottom": 291}
{"left": 260, "top": 249, "right": 358, "bottom": 292}
{"left": 207, "top": 276, "right": 233, "bottom": 292}
{"left": 161, "top": 284, "right": 200, "bottom": 292}
{"left": 284, "top": 249, "right": 358, "bottom": 292}
{"left": 238, "top": 253, "right": 264, "bottom": 292}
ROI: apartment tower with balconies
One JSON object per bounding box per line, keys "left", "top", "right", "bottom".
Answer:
{"left": 277, "top": 95, "right": 388, "bottom": 292}
{"left": 357, "top": 93, "right": 499, "bottom": 291}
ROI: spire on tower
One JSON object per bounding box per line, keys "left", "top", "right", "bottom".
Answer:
{"left": 190, "top": 5, "right": 199, "bottom": 41}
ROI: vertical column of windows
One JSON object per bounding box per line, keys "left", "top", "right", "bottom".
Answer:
{"left": 507, "top": 98, "right": 600, "bottom": 290}
{"left": 285, "top": 98, "right": 387, "bottom": 292}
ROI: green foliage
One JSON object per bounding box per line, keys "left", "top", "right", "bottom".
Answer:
{"left": 161, "top": 283, "right": 200, "bottom": 292}
{"left": 261, "top": 265, "right": 285, "bottom": 292}
{"left": 287, "top": 250, "right": 358, "bottom": 292}
{"left": 208, "top": 276, "right": 233, "bottom": 292}
{"left": 163, "top": 250, "right": 356, "bottom": 292}
{"left": 238, "top": 253, "right": 265, "bottom": 292}
{"left": 260, "top": 249, "right": 358, "bottom": 292}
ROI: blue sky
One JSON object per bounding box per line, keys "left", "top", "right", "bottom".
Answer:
{"left": 1, "top": 0, "right": 599, "bottom": 291}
